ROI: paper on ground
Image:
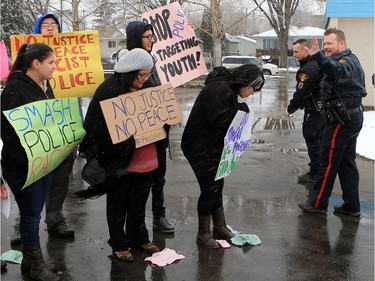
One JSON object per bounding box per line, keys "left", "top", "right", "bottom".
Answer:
{"left": 231, "top": 234, "right": 262, "bottom": 246}
{"left": 216, "top": 240, "right": 231, "bottom": 248}
{"left": 145, "top": 248, "right": 185, "bottom": 266}
{"left": 1, "top": 250, "right": 23, "bottom": 264}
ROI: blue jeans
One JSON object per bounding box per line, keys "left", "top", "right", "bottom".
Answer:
{"left": 3, "top": 169, "right": 52, "bottom": 247}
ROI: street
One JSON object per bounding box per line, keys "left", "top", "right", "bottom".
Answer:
{"left": 1, "top": 72, "right": 374, "bottom": 281}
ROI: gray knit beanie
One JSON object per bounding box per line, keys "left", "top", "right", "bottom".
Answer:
{"left": 114, "top": 48, "right": 153, "bottom": 73}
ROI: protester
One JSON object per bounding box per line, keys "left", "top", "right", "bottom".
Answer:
{"left": 298, "top": 28, "right": 367, "bottom": 217}
{"left": 10, "top": 13, "right": 75, "bottom": 246}
{"left": 80, "top": 48, "right": 163, "bottom": 262}
{"left": 126, "top": 21, "right": 174, "bottom": 233}
{"left": 1, "top": 43, "right": 60, "bottom": 280}
{"left": 285, "top": 39, "right": 325, "bottom": 184}
{"left": 181, "top": 64, "right": 265, "bottom": 248}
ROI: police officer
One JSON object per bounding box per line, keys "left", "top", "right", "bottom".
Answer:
{"left": 286, "top": 39, "right": 324, "bottom": 184}
{"left": 298, "top": 28, "right": 367, "bottom": 217}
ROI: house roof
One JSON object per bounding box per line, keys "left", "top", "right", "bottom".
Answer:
{"left": 251, "top": 26, "right": 325, "bottom": 38}
{"left": 98, "top": 26, "right": 126, "bottom": 39}
{"left": 327, "top": 0, "right": 374, "bottom": 18}
{"left": 225, "top": 34, "right": 240, "bottom": 43}
{"left": 233, "top": 35, "right": 256, "bottom": 44}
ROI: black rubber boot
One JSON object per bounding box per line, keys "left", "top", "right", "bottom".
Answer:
{"left": 212, "top": 207, "right": 235, "bottom": 240}
{"left": 196, "top": 216, "right": 219, "bottom": 249}
{"left": 22, "top": 245, "right": 60, "bottom": 281}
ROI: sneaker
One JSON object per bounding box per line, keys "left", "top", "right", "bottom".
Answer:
{"left": 153, "top": 217, "right": 174, "bottom": 233}
{"left": 48, "top": 222, "right": 75, "bottom": 237}
{"left": 113, "top": 250, "right": 133, "bottom": 263}
{"left": 141, "top": 242, "right": 160, "bottom": 254}
{"left": 298, "top": 201, "right": 327, "bottom": 214}
{"left": 10, "top": 230, "right": 21, "bottom": 245}
{"left": 334, "top": 205, "right": 361, "bottom": 217}
{"left": 298, "top": 172, "right": 316, "bottom": 184}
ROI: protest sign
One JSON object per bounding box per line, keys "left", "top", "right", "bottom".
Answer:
{"left": 3, "top": 98, "right": 86, "bottom": 188}
{"left": 215, "top": 111, "right": 254, "bottom": 180}
{"left": 142, "top": 2, "right": 207, "bottom": 88}
{"left": 0, "top": 41, "right": 10, "bottom": 80}
{"left": 10, "top": 31, "right": 104, "bottom": 98}
{"left": 100, "top": 83, "right": 182, "bottom": 148}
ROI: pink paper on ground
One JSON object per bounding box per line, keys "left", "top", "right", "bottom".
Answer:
{"left": 145, "top": 248, "right": 185, "bottom": 266}
{"left": 216, "top": 240, "right": 231, "bottom": 248}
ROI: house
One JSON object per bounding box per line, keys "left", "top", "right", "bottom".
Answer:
{"left": 325, "top": 0, "right": 374, "bottom": 107}
{"left": 97, "top": 26, "right": 126, "bottom": 62}
{"left": 233, "top": 35, "right": 257, "bottom": 56}
{"left": 223, "top": 34, "right": 240, "bottom": 55}
{"left": 251, "top": 26, "right": 325, "bottom": 51}
{"left": 222, "top": 34, "right": 257, "bottom": 56}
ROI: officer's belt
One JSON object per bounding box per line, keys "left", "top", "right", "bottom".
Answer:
{"left": 346, "top": 105, "right": 364, "bottom": 115}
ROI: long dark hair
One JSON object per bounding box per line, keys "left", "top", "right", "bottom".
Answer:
{"left": 7, "top": 43, "right": 54, "bottom": 85}
{"left": 111, "top": 70, "right": 139, "bottom": 94}
{"left": 229, "top": 64, "right": 264, "bottom": 93}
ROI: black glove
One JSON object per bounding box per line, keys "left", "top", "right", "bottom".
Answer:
{"left": 238, "top": 102, "right": 250, "bottom": 113}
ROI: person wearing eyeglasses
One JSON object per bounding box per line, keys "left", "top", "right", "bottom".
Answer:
{"left": 181, "top": 64, "right": 264, "bottom": 249}
{"left": 34, "top": 13, "right": 61, "bottom": 34}
{"left": 81, "top": 48, "right": 164, "bottom": 262}
{"left": 9, "top": 13, "right": 76, "bottom": 246}
{"left": 125, "top": 21, "right": 175, "bottom": 234}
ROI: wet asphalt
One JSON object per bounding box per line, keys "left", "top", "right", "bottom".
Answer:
{"left": 1, "top": 72, "right": 374, "bottom": 281}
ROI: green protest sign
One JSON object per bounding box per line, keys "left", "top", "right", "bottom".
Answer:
{"left": 3, "top": 98, "right": 85, "bottom": 188}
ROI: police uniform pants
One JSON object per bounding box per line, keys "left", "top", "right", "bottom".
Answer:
{"left": 307, "top": 110, "right": 363, "bottom": 212}
{"left": 302, "top": 110, "right": 325, "bottom": 176}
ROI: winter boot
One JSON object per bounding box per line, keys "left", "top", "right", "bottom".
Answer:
{"left": 21, "top": 244, "right": 60, "bottom": 281}
{"left": 196, "top": 216, "right": 219, "bottom": 249}
{"left": 212, "top": 207, "right": 235, "bottom": 240}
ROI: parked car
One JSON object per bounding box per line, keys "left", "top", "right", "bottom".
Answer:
{"left": 221, "top": 55, "right": 279, "bottom": 75}
{"left": 110, "top": 51, "right": 118, "bottom": 64}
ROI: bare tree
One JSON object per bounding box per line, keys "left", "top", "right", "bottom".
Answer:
{"left": 1, "top": 0, "right": 50, "bottom": 38}
{"left": 252, "top": 0, "right": 300, "bottom": 67}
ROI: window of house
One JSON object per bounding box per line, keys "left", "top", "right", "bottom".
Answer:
{"left": 263, "top": 39, "right": 279, "bottom": 49}
{"left": 108, "top": 41, "right": 116, "bottom": 48}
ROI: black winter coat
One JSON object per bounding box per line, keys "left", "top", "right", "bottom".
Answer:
{"left": 287, "top": 56, "right": 321, "bottom": 114}
{"left": 80, "top": 74, "right": 136, "bottom": 173}
{"left": 181, "top": 67, "right": 249, "bottom": 170}
{"left": 1, "top": 72, "right": 54, "bottom": 183}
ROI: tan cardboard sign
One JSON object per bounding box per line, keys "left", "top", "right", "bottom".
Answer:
{"left": 100, "top": 83, "right": 182, "bottom": 148}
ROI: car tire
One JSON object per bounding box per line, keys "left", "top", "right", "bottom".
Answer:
{"left": 263, "top": 69, "right": 272, "bottom": 75}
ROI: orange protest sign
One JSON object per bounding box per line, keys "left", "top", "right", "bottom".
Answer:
{"left": 10, "top": 31, "right": 104, "bottom": 98}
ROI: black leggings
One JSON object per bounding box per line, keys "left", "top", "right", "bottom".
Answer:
{"left": 189, "top": 156, "right": 224, "bottom": 216}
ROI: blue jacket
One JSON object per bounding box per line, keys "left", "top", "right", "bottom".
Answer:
{"left": 34, "top": 13, "right": 61, "bottom": 34}
{"left": 312, "top": 49, "right": 367, "bottom": 108}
